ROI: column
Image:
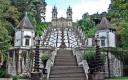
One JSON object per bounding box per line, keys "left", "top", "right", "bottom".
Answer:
{"left": 12, "top": 50, "right": 16, "bottom": 75}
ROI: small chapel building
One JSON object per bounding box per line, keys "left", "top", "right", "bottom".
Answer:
{"left": 86, "top": 17, "right": 123, "bottom": 77}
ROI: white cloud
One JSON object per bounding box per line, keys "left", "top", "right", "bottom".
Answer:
{"left": 45, "top": 5, "right": 52, "bottom": 22}
{"left": 45, "top": 0, "right": 111, "bottom": 22}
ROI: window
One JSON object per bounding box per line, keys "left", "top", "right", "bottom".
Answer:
{"left": 86, "top": 39, "right": 88, "bottom": 45}
{"left": 25, "top": 38, "right": 29, "bottom": 46}
{"left": 101, "top": 39, "right": 105, "bottom": 46}
{"left": 24, "top": 35, "right": 31, "bottom": 46}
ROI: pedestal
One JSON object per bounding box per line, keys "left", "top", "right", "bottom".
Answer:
{"left": 93, "top": 72, "right": 105, "bottom": 80}
{"left": 31, "top": 72, "right": 41, "bottom": 80}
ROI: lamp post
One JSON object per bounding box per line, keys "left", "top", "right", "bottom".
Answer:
{"left": 95, "top": 34, "right": 103, "bottom": 72}
{"left": 31, "top": 37, "right": 41, "bottom": 80}
{"left": 31, "top": 0, "right": 46, "bottom": 80}
{"left": 93, "top": 34, "right": 105, "bottom": 80}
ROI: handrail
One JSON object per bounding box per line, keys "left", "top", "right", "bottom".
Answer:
{"left": 45, "top": 49, "right": 57, "bottom": 80}
{"left": 73, "top": 48, "right": 89, "bottom": 80}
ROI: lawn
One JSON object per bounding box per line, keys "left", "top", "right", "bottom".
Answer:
{"left": 107, "top": 77, "right": 128, "bottom": 80}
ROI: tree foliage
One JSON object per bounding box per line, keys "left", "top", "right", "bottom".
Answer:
{"left": 0, "top": 0, "right": 19, "bottom": 53}
{"left": 78, "top": 13, "right": 96, "bottom": 37}
{"left": 35, "top": 23, "right": 48, "bottom": 36}
{"left": 108, "top": 0, "right": 128, "bottom": 48}
{"left": 11, "top": 0, "right": 48, "bottom": 37}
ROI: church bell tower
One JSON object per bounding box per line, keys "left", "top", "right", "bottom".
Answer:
{"left": 52, "top": 6, "right": 58, "bottom": 27}
{"left": 67, "top": 6, "right": 72, "bottom": 27}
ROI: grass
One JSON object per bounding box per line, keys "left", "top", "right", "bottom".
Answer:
{"left": 107, "top": 77, "right": 128, "bottom": 80}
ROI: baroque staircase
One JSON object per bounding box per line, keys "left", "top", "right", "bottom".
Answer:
{"left": 49, "top": 49, "right": 86, "bottom": 80}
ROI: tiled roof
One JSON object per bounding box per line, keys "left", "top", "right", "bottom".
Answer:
{"left": 17, "top": 15, "right": 34, "bottom": 29}
{"left": 98, "top": 17, "right": 115, "bottom": 30}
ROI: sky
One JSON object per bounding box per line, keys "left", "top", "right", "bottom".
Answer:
{"left": 45, "top": 0, "right": 111, "bottom": 22}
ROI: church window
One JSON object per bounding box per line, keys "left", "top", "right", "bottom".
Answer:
{"left": 100, "top": 36, "right": 106, "bottom": 47}
{"left": 24, "top": 35, "right": 31, "bottom": 46}
{"left": 25, "top": 38, "right": 29, "bottom": 46}
{"left": 54, "top": 14, "right": 56, "bottom": 16}
{"left": 101, "top": 39, "right": 105, "bottom": 46}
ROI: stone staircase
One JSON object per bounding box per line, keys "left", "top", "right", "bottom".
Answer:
{"left": 49, "top": 49, "right": 86, "bottom": 80}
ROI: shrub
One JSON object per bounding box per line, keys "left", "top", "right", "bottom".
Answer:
{"left": 0, "top": 68, "right": 6, "bottom": 77}
{"left": 12, "top": 75, "right": 19, "bottom": 80}
{"left": 40, "top": 53, "right": 49, "bottom": 62}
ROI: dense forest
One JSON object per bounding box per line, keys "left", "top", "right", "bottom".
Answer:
{"left": 0, "top": 0, "right": 128, "bottom": 77}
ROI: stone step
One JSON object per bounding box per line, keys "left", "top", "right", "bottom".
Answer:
{"left": 50, "top": 67, "right": 84, "bottom": 74}
{"left": 51, "top": 66, "right": 81, "bottom": 69}
{"left": 54, "top": 62, "right": 77, "bottom": 66}
{"left": 50, "top": 72, "right": 85, "bottom": 78}
{"left": 49, "top": 77, "right": 86, "bottom": 80}
{"left": 49, "top": 49, "right": 86, "bottom": 80}
{"left": 56, "top": 55, "right": 73, "bottom": 57}
{"left": 55, "top": 58, "right": 76, "bottom": 62}
{"left": 57, "top": 50, "right": 72, "bottom": 53}
{"left": 55, "top": 56, "right": 75, "bottom": 59}
{"left": 55, "top": 56, "right": 76, "bottom": 60}
{"left": 54, "top": 60, "right": 76, "bottom": 63}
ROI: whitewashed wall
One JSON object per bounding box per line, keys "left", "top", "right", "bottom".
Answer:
{"left": 23, "top": 30, "right": 35, "bottom": 46}
{"left": 109, "top": 32, "right": 116, "bottom": 47}
{"left": 14, "top": 29, "right": 35, "bottom": 47}
{"left": 96, "top": 30, "right": 116, "bottom": 48}
{"left": 86, "top": 38, "right": 93, "bottom": 47}
{"left": 14, "top": 30, "right": 22, "bottom": 46}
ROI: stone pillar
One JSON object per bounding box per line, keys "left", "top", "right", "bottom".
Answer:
{"left": 8, "top": 50, "right": 16, "bottom": 75}
{"left": 13, "top": 51, "right": 16, "bottom": 75}
{"left": 27, "top": 50, "right": 31, "bottom": 73}
{"left": 18, "top": 50, "right": 21, "bottom": 74}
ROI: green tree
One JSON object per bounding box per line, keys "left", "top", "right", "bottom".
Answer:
{"left": 108, "top": 0, "right": 128, "bottom": 21}
{"left": 0, "top": 0, "right": 20, "bottom": 45}
{"left": 11, "top": 0, "right": 47, "bottom": 37}
{"left": 35, "top": 23, "right": 48, "bottom": 36}
{"left": 0, "top": 1, "right": 19, "bottom": 76}
{"left": 108, "top": 0, "right": 128, "bottom": 48}
{"left": 78, "top": 13, "right": 96, "bottom": 37}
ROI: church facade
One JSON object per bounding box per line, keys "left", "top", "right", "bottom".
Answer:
{"left": 51, "top": 6, "right": 73, "bottom": 27}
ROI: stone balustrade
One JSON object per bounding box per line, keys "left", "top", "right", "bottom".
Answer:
{"left": 45, "top": 49, "right": 57, "bottom": 79}
{"left": 73, "top": 49, "right": 89, "bottom": 80}
{"left": 0, "top": 78, "right": 28, "bottom": 80}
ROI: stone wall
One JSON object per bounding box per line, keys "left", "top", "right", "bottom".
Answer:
{"left": 104, "top": 52, "right": 123, "bottom": 77}
{"left": 0, "top": 78, "right": 28, "bottom": 80}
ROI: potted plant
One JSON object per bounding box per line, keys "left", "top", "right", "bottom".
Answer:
{"left": 41, "top": 53, "right": 49, "bottom": 74}
{"left": 41, "top": 53, "right": 49, "bottom": 68}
